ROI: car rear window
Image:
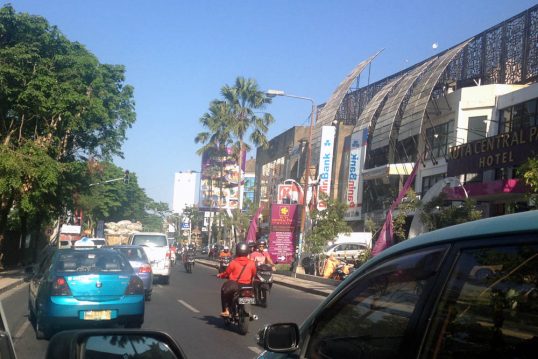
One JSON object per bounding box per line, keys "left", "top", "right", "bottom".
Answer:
{"left": 56, "top": 251, "right": 129, "bottom": 273}
{"left": 132, "top": 234, "right": 167, "bottom": 247}
{"left": 115, "top": 247, "right": 148, "bottom": 262}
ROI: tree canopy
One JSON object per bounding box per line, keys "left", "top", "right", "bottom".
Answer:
{"left": 0, "top": 5, "right": 139, "bottom": 264}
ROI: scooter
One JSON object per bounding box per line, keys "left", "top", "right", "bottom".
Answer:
{"left": 253, "top": 264, "right": 273, "bottom": 307}
{"left": 184, "top": 253, "right": 195, "bottom": 273}
{"left": 331, "top": 260, "right": 355, "bottom": 280}
{"left": 218, "top": 256, "right": 231, "bottom": 273}
{"left": 223, "top": 285, "right": 257, "bottom": 335}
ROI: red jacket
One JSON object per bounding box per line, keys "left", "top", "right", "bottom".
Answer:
{"left": 218, "top": 256, "right": 256, "bottom": 284}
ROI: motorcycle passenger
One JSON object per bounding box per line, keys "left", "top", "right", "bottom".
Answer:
{"left": 217, "top": 242, "right": 257, "bottom": 317}
{"left": 250, "top": 240, "right": 275, "bottom": 268}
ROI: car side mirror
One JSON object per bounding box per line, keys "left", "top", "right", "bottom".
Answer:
{"left": 257, "top": 323, "right": 300, "bottom": 353}
{"left": 46, "top": 329, "right": 187, "bottom": 359}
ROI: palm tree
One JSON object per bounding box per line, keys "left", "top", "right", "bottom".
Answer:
{"left": 221, "top": 77, "right": 274, "bottom": 210}
{"left": 195, "top": 100, "right": 233, "bottom": 244}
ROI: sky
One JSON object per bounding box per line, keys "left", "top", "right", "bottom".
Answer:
{"left": 5, "top": 0, "right": 538, "bottom": 207}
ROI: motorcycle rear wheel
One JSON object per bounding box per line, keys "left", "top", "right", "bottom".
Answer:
{"left": 237, "top": 306, "right": 249, "bottom": 335}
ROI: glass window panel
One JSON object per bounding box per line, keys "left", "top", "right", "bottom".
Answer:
{"left": 306, "top": 247, "right": 447, "bottom": 359}
{"left": 421, "top": 242, "right": 538, "bottom": 359}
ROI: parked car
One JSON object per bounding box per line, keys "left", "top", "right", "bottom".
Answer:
{"left": 257, "top": 210, "right": 538, "bottom": 358}
{"left": 26, "top": 247, "right": 145, "bottom": 339}
{"left": 129, "top": 232, "right": 171, "bottom": 284}
{"left": 112, "top": 245, "right": 153, "bottom": 301}
{"left": 323, "top": 242, "right": 368, "bottom": 260}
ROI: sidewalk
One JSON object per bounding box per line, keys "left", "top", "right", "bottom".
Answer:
{"left": 0, "top": 267, "right": 26, "bottom": 296}
{"left": 197, "top": 258, "right": 337, "bottom": 297}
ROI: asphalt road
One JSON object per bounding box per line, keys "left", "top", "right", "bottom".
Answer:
{"left": 1, "top": 261, "right": 323, "bottom": 359}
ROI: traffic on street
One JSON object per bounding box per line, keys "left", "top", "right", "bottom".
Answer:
{"left": 1, "top": 255, "right": 323, "bottom": 359}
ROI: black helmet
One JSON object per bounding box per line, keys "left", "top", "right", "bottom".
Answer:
{"left": 235, "top": 242, "right": 249, "bottom": 257}
{"left": 257, "top": 239, "right": 267, "bottom": 247}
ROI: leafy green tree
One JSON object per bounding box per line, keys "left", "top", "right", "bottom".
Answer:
{"left": 518, "top": 155, "right": 538, "bottom": 208}
{"left": 0, "top": 5, "right": 135, "bottom": 262}
{"left": 420, "top": 192, "right": 482, "bottom": 231}
{"left": 305, "top": 193, "right": 351, "bottom": 254}
{"left": 393, "top": 189, "right": 420, "bottom": 242}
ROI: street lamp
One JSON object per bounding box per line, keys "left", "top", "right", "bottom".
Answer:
{"left": 266, "top": 89, "right": 316, "bottom": 276}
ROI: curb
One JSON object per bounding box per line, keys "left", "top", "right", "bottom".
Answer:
{"left": 196, "top": 259, "right": 333, "bottom": 297}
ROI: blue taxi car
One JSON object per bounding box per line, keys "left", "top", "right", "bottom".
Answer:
{"left": 27, "top": 247, "right": 145, "bottom": 339}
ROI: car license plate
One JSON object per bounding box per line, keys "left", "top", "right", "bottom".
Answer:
{"left": 238, "top": 297, "right": 255, "bottom": 304}
{"left": 83, "top": 310, "right": 112, "bottom": 320}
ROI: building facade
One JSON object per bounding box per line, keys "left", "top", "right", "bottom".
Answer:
{"left": 172, "top": 171, "right": 200, "bottom": 214}
{"left": 256, "top": 5, "right": 538, "bottom": 232}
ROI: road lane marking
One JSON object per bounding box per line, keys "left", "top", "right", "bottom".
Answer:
{"left": 13, "top": 320, "right": 31, "bottom": 341}
{"left": 249, "top": 346, "right": 262, "bottom": 355}
{"left": 177, "top": 299, "right": 200, "bottom": 313}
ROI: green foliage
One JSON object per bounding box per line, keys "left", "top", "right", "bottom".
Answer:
{"left": 518, "top": 155, "right": 538, "bottom": 208}
{"left": 0, "top": 5, "right": 136, "bottom": 263}
{"left": 393, "top": 189, "right": 420, "bottom": 242}
{"left": 305, "top": 193, "right": 351, "bottom": 254}
{"left": 421, "top": 192, "right": 482, "bottom": 231}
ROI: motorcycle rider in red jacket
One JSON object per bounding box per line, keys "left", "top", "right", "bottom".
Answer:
{"left": 217, "top": 242, "right": 257, "bottom": 317}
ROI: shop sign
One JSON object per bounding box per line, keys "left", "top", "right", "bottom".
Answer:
{"left": 447, "top": 126, "right": 538, "bottom": 176}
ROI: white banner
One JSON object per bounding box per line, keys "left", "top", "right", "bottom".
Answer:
{"left": 317, "top": 126, "right": 336, "bottom": 210}
{"left": 345, "top": 128, "right": 368, "bottom": 220}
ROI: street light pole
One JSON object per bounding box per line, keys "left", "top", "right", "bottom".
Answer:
{"left": 267, "top": 90, "right": 316, "bottom": 276}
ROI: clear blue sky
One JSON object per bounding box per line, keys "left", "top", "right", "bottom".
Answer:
{"left": 6, "top": 0, "right": 537, "bottom": 206}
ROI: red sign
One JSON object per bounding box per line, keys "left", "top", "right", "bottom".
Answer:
{"left": 277, "top": 184, "right": 303, "bottom": 204}
{"left": 270, "top": 204, "right": 299, "bottom": 228}
{"left": 268, "top": 232, "right": 296, "bottom": 264}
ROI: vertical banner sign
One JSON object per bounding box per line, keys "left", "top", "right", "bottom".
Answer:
{"left": 317, "top": 126, "right": 336, "bottom": 210}
{"left": 269, "top": 204, "right": 299, "bottom": 264}
{"left": 345, "top": 128, "right": 368, "bottom": 220}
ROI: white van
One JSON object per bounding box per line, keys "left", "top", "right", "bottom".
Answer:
{"left": 129, "top": 232, "right": 171, "bottom": 284}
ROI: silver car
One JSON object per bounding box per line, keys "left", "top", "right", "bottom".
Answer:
{"left": 112, "top": 245, "right": 153, "bottom": 301}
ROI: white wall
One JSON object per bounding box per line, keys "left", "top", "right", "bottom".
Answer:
{"left": 172, "top": 172, "right": 200, "bottom": 214}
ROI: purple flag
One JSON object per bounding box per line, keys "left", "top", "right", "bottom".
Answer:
{"left": 246, "top": 205, "right": 264, "bottom": 243}
{"left": 372, "top": 155, "right": 422, "bottom": 256}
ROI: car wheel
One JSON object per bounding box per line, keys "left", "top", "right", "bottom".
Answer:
{"left": 161, "top": 276, "right": 170, "bottom": 285}
{"left": 35, "top": 317, "right": 51, "bottom": 340}
{"left": 145, "top": 292, "right": 152, "bottom": 301}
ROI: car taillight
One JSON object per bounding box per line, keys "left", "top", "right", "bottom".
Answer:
{"left": 138, "top": 264, "right": 152, "bottom": 273}
{"left": 125, "top": 276, "right": 144, "bottom": 295}
{"left": 51, "top": 276, "right": 72, "bottom": 296}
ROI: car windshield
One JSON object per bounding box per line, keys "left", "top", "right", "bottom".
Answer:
{"left": 132, "top": 235, "right": 167, "bottom": 247}
{"left": 325, "top": 244, "right": 339, "bottom": 251}
{"left": 56, "top": 250, "right": 129, "bottom": 273}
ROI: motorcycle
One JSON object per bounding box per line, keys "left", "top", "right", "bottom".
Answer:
{"left": 253, "top": 264, "right": 273, "bottom": 307}
{"left": 224, "top": 285, "right": 257, "bottom": 335}
{"left": 331, "top": 260, "right": 355, "bottom": 281}
{"left": 218, "top": 256, "right": 231, "bottom": 273}
{"left": 184, "top": 253, "right": 195, "bottom": 273}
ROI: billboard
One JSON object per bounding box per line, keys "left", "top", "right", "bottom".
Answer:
{"left": 317, "top": 126, "right": 336, "bottom": 210}
{"left": 199, "top": 147, "right": 246, "bottom": 210}
{"left": 344, "top": 128, "right": 368, "bottom": 220}
{"left": 270, "top": 204, "right": 299, "bottom": 232}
